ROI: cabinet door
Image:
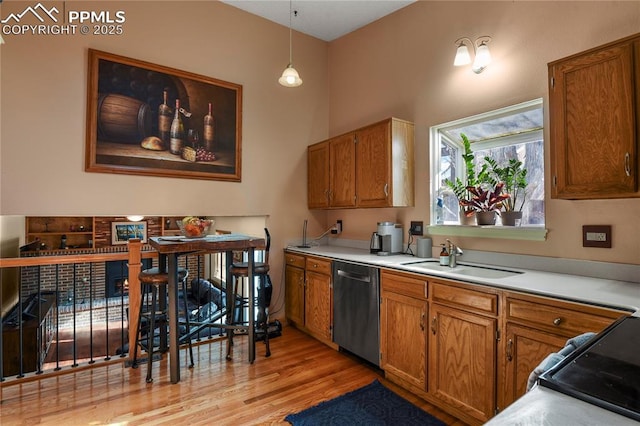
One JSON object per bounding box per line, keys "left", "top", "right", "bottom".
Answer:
{"left": 285, "top": 265, "right": 305, "bottom": 325}
{"left": 549, "top": 40, "right": 638, "bottom": 199}
{"left": 500, "top": 323, "right": 566, "bottom": 410}
{"left": 380, "top": 290, "right": 427, "bottom": 390}
{"left": 305, "top": 270, "right": 332, "bottom": 341}
{"left": 429, "top": 303, "right": 497, "bottom": 423}
{"left": 329, "top": 133, "right": 357, "bottom": 208}
{"left": 308, "top": 142, "right": 330, "bottom": 209}
{"left": 356, "top": 120, "right": 392, "bottom": 207}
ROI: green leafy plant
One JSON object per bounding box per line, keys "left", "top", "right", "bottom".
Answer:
{"left": 484, "top": 157, "right": 528, "bottom": 212}
{"left": 444, "top": 133, "right": 491, "bottom": 216}
{"left": 460, "top": 183, "right": 510, "bottom": 212}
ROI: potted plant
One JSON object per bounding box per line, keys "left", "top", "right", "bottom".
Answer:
{"left": 444, "top": 134, "right": 491, "bottom": 225}
{"left": 484, "top": 157, "right": 528, "bottom": 226}
{"left": 460, "top": 182, "right": 510, "bottom": 225}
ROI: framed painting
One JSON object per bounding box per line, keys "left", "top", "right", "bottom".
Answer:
{"left": 111, "top": 221, "right": 148, "bottom": 245}
{"left": 85, "top": 49, "right": 242, "bottom": 181}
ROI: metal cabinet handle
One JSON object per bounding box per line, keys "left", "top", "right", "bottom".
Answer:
{"left": 420, "top": 313, "right": 425, "bottom": 331}
{"left": 506, "top": 339, "right": 513, "bottom": 362}
{"left": 383, "top": 183, "right": 389, "bottom": 197}
{"left": 553, "top": 317, "right": 562, "bottom": 326}
{"left": 431, "top": 316, "right": 437, "bottom": 335}
{"left": 625, "top": 152, "right": 631, "bottom": 177}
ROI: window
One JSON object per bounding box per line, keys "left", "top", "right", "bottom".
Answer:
{"left": 430, "top": 99, "right": 546, "bottom": 236}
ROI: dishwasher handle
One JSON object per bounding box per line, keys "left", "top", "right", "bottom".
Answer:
{"left": 337, "top": 269, "right": 371, "bottom": 283}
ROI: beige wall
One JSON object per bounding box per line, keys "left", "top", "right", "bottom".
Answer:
{"left": 325, "top": 1, "right": 640, "bottom": 265}
{"left": 0, "top": 1, "right": 331, "bottom": 309}
{"left": 2, "top": 0, "right": 640, "bottom": 301}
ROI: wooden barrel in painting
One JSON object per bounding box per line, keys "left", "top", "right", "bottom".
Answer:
{"left": 97, "top": 93, "right": 152, "bottom": 143}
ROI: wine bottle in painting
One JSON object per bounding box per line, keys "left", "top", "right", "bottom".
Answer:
{"left": 170, "top": 99, "right": 185, "bottom": 155}
{"left": 203, "top": 102, "right": 214, "bottom": 152}
{"left": 158, "top": 89, "right": 172, "bottom": 147}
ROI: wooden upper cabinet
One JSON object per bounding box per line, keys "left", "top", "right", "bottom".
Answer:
{"left": 549, "top": 34, "right": 640, "bottom": 199}
{"left": 307, "top": 118, "right": 414, "bottom": 209}
{"left": 307, "top": 141, "right": 330, "bottom": 209}
{"left": 356, "top": 121, "right": 392, "bottom": 207}
{"left": 329, "top": 133, "right": 357, "bottom": 208}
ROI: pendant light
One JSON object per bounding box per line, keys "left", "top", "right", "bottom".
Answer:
{"left": 279, "top": 1, "right": 303, "bottom": 87}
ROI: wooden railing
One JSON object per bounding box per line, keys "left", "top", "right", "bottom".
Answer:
{"left": 0, "top": 247, "right": 158, "bottom": 384}
{"left": 1, "top": 240, "right": 235, "bottom": 386}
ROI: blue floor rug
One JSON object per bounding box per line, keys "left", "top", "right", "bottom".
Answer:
{"left": 285, "top": 379, "right": 446, "bottom": 426}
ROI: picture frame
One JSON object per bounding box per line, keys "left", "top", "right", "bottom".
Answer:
{"left": 111, "top": 221, "right": 148, "bottom": 245}
{"left": 85, "top": 49, "right": 243, "bottom": 181}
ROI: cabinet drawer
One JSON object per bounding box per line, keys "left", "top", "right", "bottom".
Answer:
{"left": 431, "top": 281, "right": 498, "bottom": 315}
{"left": 306, "top": 256, "right": 332, "bottom": 275}
{"left": 505, "top": 296, "right": 625, "bottom": 337}
{"left": 284, "top": 252, "right": 305, "bottom": 268}
{"left": 381, "top": 269, "right": 428, "bottom": 300}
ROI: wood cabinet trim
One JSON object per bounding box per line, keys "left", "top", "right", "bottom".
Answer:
{"left": 430, "top": 279, "right": 499, "bottom": 316}
{"left": 381, "top": 269, "right": 428, "bottom": 300}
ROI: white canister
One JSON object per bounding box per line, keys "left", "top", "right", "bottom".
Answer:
{"left": 416, "top": 237, "right": 432, "bottom": 258}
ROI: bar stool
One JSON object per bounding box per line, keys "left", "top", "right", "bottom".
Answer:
{"left": 132, "top": 266, "right": 194, "bottom": 383}
{"left": 228, "top": 228, "right": 272, "bottom": 358}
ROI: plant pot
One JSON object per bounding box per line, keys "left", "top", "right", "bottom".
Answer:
{"left": 501, "top": 211, "right": 523, "bottom": 226}
{"left": 459, "top": 210, "right": 476, "bottom": 226}
{"left": 476, "top": 211, "right": 497, "bottom": 226}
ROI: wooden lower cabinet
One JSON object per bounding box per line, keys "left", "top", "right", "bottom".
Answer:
{"left": 284, "top": 251, "right": 334, "bottom": 346}
{"left": 498, "top": 292, "right": 628, "bottom": 410}
{"left": 380, "top": 273, "right": 428, "bottom": 390}
{"left": 305, "top": 263, "right": 333, "bottom": 342}
{"left": 429, "top": 303, "right": 497, "bottom": 424}
{"left": 500, "top": 323, "right": 566, "bottom": 409}
{"left": 284, "top": 255, "right": 305, "bottom": 325}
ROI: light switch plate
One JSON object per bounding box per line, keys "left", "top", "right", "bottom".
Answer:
{"left": 582, "top": 225, "right": 612, "bottom": 248}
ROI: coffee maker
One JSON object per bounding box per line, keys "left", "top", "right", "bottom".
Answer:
{"left": 375, "top": 222, "right": 403, "bottom": 256}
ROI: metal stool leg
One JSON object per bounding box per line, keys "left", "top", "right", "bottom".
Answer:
{"left": 259, "top": 274, "right": 271, "bottom": 358}
{"left": 181, "top": 278, "right": 194, "bottom": 368}
{"left": 146, "top": 285, "right": 158, "bottom": 383}
{"left": 226, "top": 277, "right": 237, "bottom": 361}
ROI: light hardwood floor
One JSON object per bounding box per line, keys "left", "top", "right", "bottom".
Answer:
{"left": 1, "top": 326, "right": 466, "bottom": 425}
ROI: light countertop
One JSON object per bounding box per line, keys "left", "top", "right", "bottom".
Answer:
{"left": 285, "top": 244, "right": 640, "bottom": 315}
{"left": 485, "top": 385, "right": 639, "bottom": 426}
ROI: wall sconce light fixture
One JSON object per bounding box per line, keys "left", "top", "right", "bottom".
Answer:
{"left": 126, "top": 215, "right": 145, "bottom": 222}
{"left": 278, "top": 1, "right": 303, "bottom": 87}
{"left": 453, "top": 36, "right": 492, "bottom": 74}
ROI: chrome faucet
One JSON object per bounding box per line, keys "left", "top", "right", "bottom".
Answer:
{"left": 446, "top": 239, "right": 463, "bottom": 268}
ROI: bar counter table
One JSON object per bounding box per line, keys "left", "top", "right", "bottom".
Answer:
{"left": 128, "top": 233, "right": 265, "bottom": 384}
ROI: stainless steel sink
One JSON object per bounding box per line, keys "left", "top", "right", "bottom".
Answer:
{"left": 400, "top": 260, "right": 522, "bottom": 279}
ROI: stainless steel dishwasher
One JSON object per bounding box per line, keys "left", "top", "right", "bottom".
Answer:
{"left": 333, "top": 261, "right": 380, "bottom": 366}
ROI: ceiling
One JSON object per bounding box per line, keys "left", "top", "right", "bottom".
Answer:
{"left": 220, "top": 0, "right": 417, "bottom": 42}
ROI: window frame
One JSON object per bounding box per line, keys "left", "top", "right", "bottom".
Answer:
{"left": 428, "top": 99, "right": 548, "bottom": 241}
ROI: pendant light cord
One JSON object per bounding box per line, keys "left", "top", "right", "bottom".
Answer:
{"left": 288, "top": 1, "right": 293, "bottom": 65}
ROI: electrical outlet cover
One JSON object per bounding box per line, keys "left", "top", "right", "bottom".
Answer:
{"left": 410, "top": 221, "right": 423, "bottom": 235}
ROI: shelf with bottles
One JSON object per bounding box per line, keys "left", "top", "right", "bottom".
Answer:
{"left": 25, "top": 217, "right": 95, "bottom": 251}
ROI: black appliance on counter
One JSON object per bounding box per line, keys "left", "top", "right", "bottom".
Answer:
{"left": 333, "top": 261, "right": 380, "bottom": 366}
{"left": 539, "top": 315, "right": 640, "bottom": 422}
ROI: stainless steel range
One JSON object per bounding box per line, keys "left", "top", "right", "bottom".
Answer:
{"left": 539, "top": 316, "right": 640, "bottom": 422}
